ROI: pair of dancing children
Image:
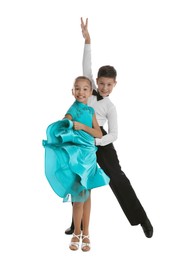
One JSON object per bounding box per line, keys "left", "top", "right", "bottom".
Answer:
{"left": 43, "top": 18, "right": 153, "bottom": 252}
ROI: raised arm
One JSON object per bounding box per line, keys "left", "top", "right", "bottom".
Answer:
{"left": 81, "top": 17, "right": 90, "bottom": 44}
{"left": 81, "top": 17, "right": 97, "bottom": 90}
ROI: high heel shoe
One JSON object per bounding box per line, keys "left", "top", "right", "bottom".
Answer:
{"left": 81, "top": 235, "right": 91, "bottom": 252}
{"left": 69, "top": 233, "right": 81, "bottom": 251}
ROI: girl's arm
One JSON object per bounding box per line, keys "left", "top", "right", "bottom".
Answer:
{"left": 64, "top": 114, "right": 73, "bottom": 120}
{"left": 65, "top": 113, "right": 102, "bottom": 138}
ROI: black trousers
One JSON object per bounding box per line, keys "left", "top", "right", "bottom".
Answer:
{"left": 97, "top": 127, "right": 147, "bottom": 225}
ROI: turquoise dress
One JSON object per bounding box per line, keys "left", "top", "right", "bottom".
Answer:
{"left": 42, "top": 101, "right": 110, "bottom": 202}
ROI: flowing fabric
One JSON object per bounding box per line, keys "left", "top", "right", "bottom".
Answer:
{"left": 42, "top": 118, "right": 110, "bottom": 202}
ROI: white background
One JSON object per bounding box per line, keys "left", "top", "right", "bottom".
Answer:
{"left": 1, "top": 0, "right": 181, "bottom": 259}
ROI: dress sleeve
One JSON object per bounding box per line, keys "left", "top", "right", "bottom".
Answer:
{"left": 83, "top": 44, "right": 97, "bottom": 90}
{"left": 65, "top": 104, "right": 75, "bottom": 120}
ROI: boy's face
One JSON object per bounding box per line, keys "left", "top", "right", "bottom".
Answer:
{"left": 96, "top": 77, "right": 117, "bottom": 97}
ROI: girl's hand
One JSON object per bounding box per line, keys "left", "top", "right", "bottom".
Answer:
{"left": 73, "top": 121, "right": 84, "bottom": 131}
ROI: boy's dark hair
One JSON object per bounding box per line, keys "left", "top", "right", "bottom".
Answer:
{"left": 97, "top": 65, "right": 117, "bottom": 79}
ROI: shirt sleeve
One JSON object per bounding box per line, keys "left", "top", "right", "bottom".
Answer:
{"left": 95, "top": 105, "right": 118, "bottom": 146}
{"left": 83, "top": 44, "right": 97, "bottom": 90}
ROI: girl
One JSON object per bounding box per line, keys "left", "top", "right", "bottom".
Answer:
{"left": 43, "top": 76, "right": 110, "bottom": 251}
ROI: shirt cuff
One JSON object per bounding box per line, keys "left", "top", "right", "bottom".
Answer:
{"left": 95, "top": 138, "right": 101, "bottom": 146}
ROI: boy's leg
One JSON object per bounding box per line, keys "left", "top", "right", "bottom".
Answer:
{"left": 96, "top": 139, "right": 153, "bottom": 237}
{"left": 65, "top": 218, "right": 74, "bottom": 235}
{"left": 65, "top": 202, "right": 74, "bottom": 235}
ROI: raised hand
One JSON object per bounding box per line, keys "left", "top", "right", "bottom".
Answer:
{"left": 80, "top": 17, "right": 90, "bottom": 43}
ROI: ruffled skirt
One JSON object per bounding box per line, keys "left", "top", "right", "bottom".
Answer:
{"left": 42, "top": 119, "right": 110, "bottom": 202}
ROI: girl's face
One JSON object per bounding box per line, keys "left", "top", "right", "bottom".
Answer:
{"left": 72, "top": 79, "right": 92, "bottom": 104}
{"left": 96, "top": 77, "right": 116, "bottom": 97}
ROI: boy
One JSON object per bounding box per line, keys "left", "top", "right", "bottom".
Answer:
{"left": 65, "top": 18, "right": 153, "bottom": 238}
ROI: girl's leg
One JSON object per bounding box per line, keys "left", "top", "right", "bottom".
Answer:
{"left": 82, "top": 193, "right": 91, "bottom": 234}
{"left": 65, "top": 202, "right": 83, "bottom": 235}
{"left": 73, "top": 202, "right": 83, "bottom": 234}
{"left": 81, "top": 193, "right": 91, "bottom": 251}
{"left": 69, "top": 202, "right": 83, "bottom": 250}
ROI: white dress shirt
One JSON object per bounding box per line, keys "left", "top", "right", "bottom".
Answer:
{"left": 83, "top": 44, "right": 118, "bottom": 146}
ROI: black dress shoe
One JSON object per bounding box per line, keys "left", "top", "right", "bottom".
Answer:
{"left": 65, "top": 222, "right": 83, "bottom": 235}
{"left": 65, "top": 226, "right": 74, "bottom": 235}
{"left": 141, "top": 218, "right": 153, "bottom": 238}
